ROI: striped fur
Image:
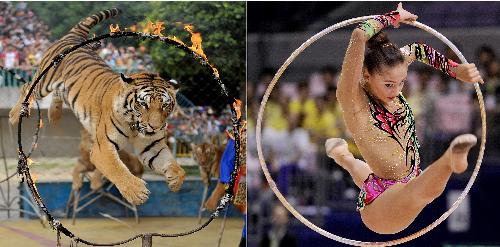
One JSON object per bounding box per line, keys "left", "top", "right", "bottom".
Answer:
{"left": 9, "top": 9, "right": 185, "bottom": 205}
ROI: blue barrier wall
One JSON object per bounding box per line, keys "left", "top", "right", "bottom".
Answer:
{"left": 20, "top": 178, "right": 243, "bottom": 219}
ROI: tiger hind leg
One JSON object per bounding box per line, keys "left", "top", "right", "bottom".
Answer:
{"left": 9, "top": 79, "right": 62, "bottom": 125}
{"left": 9, "top": 84, "right": 32, "bottom": 125}
{"left": 48, "top": 91, "right": 64, "bottom": 125}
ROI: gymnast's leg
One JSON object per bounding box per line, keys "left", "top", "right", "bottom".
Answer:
{"left": 360, "top": 134, "right": 477, "bottom": 234}
{"left": 325, "top": 138, "right": 373, "bottom": 188}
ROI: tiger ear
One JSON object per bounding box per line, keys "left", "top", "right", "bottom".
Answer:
{"left": 120, "top": 73, "right": 134, "bottom": 84}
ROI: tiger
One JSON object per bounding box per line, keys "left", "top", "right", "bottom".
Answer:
{"left": 190, "top": 138, "right": 225, "bottom": 185}
{"left": 9, "top": 8, "right": 185, "bottom": 205}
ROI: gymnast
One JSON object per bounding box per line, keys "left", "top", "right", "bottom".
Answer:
{"left": 325, "top": 3, "right": 484, "bottom": 234}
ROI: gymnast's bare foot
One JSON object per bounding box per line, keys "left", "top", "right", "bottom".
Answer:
{"left": 325, "top": 138, "right": 353, "bottom": 160}
{"left": 448, "top": 134, "right": 477, "bottom": 174}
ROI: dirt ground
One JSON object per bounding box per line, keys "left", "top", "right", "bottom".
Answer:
{"left": 0, "top": 217, "right": 244, "bottom": 247}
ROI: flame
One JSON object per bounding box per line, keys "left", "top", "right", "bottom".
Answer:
{"left": 93, "top": 33, "right": 96, "bottom": 39}
{"left": 212, "top": 67, "right": 219, "bottom": 78}
{"left": 184, "top": 24, "right": 207, "bottom": 60}
{"left": 142, "top": 20, "right": 166, "bottom": 36}
{"left": 233, "top": 99, "right": 242, "bottom": 120}
{"left": 32, "top": 172, "right": 39, "bottom": 192}
{"left": 39, "top": 118, "right": 43, "bottom": 128}
{"left": 168, "top": 35, "right": 185, "bottom": 46}
{"left": 25, "top": 95, "right": 34, "bottom": 116}
{"left": 184, "top": 24, "right": 194, "bottom": 33}
{"left": 143, "top": 20, "right": 154, "bottom": 34}
{"left": 109, "top": 24, "right": 120, "bottom": 33}
{"left": 27, "top": 158, "right": 34, "bottom": 166}
{"left": 153, "top": 21, "right": 165, "bottom": 36}
{"left": 136, "top": 20, "right": 219, "bottom": 79}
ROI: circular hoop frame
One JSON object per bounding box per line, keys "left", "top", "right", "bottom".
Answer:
{"left": 16, "top": 31, "right": 243, "bottom": 246}
{"left": 256, "top": 16, "right": 486, "bottom": 246}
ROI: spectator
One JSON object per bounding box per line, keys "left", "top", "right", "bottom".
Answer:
{"left": 1, "top": 45, "right": 20, "bottom": 69}
{"left": 289, "top": 80, "right": 317, "bottom": 131}
{"left": 259, "top": 204, "right": 298, "bottom": 247}
{"left": 476, "top": 45, "right": 496, "bottom": 76}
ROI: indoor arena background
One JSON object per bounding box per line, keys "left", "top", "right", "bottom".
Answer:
{"left": 248, "top": 2, "right": 500, "bottom": 247}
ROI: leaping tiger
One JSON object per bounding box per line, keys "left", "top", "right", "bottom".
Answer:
{"left": 9, "top": 8, "right": 186, "bottom": 205}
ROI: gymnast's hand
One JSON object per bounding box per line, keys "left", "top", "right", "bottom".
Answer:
{"left": 395, "top": 2, "right": 418, "bottom": 28}
{"left": 452, "top": 63, "right": 485, "bottom": 84}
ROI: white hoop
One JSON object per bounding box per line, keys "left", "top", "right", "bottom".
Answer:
{"left": 256, "top": 16, "right": 486, "bottom": 246}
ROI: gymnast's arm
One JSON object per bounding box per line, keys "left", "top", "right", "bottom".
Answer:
{"left": 335, "top": 24, "right": 368, "bottom": 110}
{"left": 337, "top": 4, "right": 407, "bottom": 110}
{"left": 400, "top": 42, "right": 484, "bottom": 84}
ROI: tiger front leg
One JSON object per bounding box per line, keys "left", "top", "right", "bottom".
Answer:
{"left": 90, "top": 138, "right": 150, "bottom": 205}
{"left": 138, "top": 137, "right": 185, "bottom": 192}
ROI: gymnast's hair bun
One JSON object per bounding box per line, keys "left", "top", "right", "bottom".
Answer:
{"left": 364, "top": 31, "right": 404, "bottom": 73}
{"left": 367, "top": 31, "right": 391, "bottom": 49}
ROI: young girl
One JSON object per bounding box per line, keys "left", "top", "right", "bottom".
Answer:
{"left": 326, "top": 3, "right": 483, "bottom": 234}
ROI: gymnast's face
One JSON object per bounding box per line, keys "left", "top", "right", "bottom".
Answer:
{"left": 364, "top": 63, "right": 408, "bottom": 105}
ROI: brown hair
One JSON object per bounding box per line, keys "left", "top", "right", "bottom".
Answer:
{"left": 364, "top": 31, "right": 405, "bottom": 74}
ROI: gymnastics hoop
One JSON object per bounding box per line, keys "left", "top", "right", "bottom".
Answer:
{"left": 16, "top": 28, "right": 243, "bottom": 246}
{"left": 256, "top": 16, "right": 486, "bottom": 246}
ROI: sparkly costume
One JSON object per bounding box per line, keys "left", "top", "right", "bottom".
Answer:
{"left": 356, "top": 92, "right": 421, "bottom": 211}
{"left": 400, "top": 42, "right": 458, "bottom": 78}
{"left": 358, "top": 11, "right": 400, "bottom": 39}
{"left": 357, "top": 162, "right": 421, "bottom": 211}
{"left": 346, "top": 12, "right": 461, "bottom": 211}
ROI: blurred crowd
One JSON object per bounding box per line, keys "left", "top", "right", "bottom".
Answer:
{"left": 98, "top": 42, "right": 155, "bottom": 74}
{"left": 166, "top": 105, "right": 235, "bottom": 144}
{"left": 0, "top": 2, "right": 51, "bottom": 72}
{"left": 247, "top": 43, "right": 500, "bottom": 244}
{"left": 0, "top": 2, "right": 156, "bottom": 86}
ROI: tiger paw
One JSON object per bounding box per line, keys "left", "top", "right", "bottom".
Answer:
{"left": 72, "top": 177, "right": 83, "bottom": 191}
{"left": 116, "top": 176, "right": 150, "bottom": 205}
{"left": 165, "top": 164, "right": 186, "bottom": 192}
{"left": 89, "top": 176, "right": 103, "bottom": 191}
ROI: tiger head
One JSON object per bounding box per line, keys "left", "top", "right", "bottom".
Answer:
{"left": 120, "top": 73, "right": 177, "bottom": 136}
{"left": 191, "top": 142, "right": 215, "bottom": 170}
